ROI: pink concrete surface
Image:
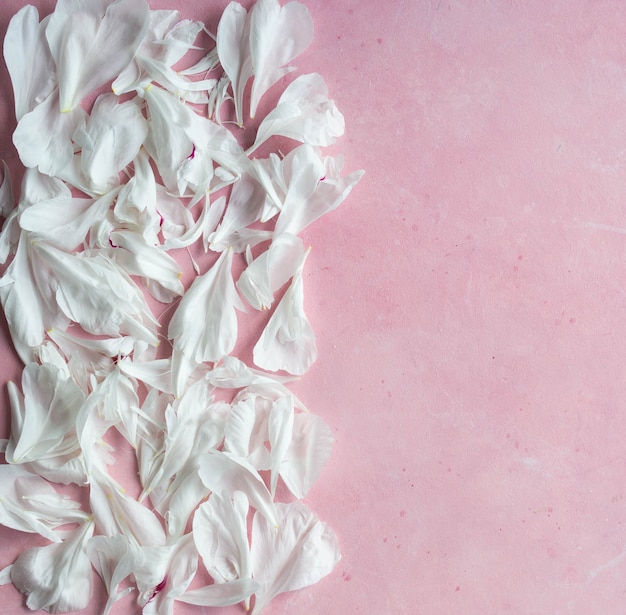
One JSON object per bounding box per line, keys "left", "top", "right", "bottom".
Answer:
{"left": 3, "top": 0, "right": 626, "bottom": 613}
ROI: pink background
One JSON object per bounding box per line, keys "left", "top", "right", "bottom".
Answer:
{"left": 3, "top": 0, "right": 626, "bottom": 613}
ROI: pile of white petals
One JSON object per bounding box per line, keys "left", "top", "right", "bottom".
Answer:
{"left": 0, "top": 0, "right": 363, "bottom": 613}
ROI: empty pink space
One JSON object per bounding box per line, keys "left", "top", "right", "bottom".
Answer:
{"left": 2, "top": 0, "right": 626, "bottom": 614}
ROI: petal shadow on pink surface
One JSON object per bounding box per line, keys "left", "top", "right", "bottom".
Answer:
{"left": 3, "top": 1, "right": 626, "bottom": 614}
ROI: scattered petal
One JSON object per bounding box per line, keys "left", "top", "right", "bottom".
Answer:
{"left": 250, "top": 501, "right": 340, "bottom": 614}
{"left": 46, "top": 0, "right": 150, "bottom": 111}
{"left": 253, "top": 249, "right": 317, "bottom": 375}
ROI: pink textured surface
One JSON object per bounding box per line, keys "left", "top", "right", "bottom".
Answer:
{"left": 3, "top": 0, "right": 626, "bottom": 613}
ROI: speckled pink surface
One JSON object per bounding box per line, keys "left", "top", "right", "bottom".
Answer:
{"left": 3, "top": 0, "right": 626, "bottom": 613}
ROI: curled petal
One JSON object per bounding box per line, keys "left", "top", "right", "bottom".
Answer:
{"left": 250, "top": 73, "right": 344, "bottom": 152}
{"left": 216, "top": 2, "right": 252, "bottom": 127}
{"left": 197, "top": 450, "right": 277, "bottom": 527}
{"left": 237, "top": 233, "right": 306, "bottom": 310}
{"left": 253, "top": 250, "right": 316, "bottom": 375}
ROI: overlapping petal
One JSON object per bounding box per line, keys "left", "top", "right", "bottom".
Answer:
{"left": 168, "top": 248, "right": 244, "bottom": 396}
{"left": 73, "top": 94, "right": 148, "bottom": 194}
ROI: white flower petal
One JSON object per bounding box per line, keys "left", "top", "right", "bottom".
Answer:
{"left": 89, "top": 467, "right": 166, "bottom": 547}
{"left": 109, "top": 229, "right": 184, "bottom": 303}
{"left": 10, "top": 519, "right": 95, "bottom": 613}
{"left": 5, "top": 362, "right": 84, "bottom": 466}
{"left": 3, "top": 5, "right": 56, "bottom": 121}
{"left": 140, "top": 534, "right": 198, "bottom": 615}
{"left": 113, "top": 148, "right": 161, "bottom": 243}
{"left": 46, "top": 0, "right": 149, "bottom": 111}
{"left": 169, "top": 248, "right": 244, "bottom": 396}
{"left": 209, "top": 173, "right": 267, "bottom": 251}
{"left": 20, "top": 166, "right": 71, "bottom": 206}
{"left": 224, "top": 396, "right": 260, "bottom": 462}
{"left": 268, "top": 395, "right": 294, "bottom": 497}
{"left": 13, "top": 89, "right": 86, "bottom": 176}
{"left": 87, "top": 534, "right": 138, "bottom": 615}
{"left": 113, "top": 10, "right": 206, "bottom": 95}
{"left": 250, "top": 502, "right": 340, "bottom": 614}
{"left": 31, "top": 242, "right": 159, "bottom": 346}
{"left": 253, "top": 251, "right": 317, "bottom": 375}
{"left": 47, "top": 327, "right": 134, "bottom": 388}
{"left": 198, "top": 450, "right": 277, "bottom": 527}
{"left": 74, "top": 94, "right": 148, "bottom": 193}
{"left": 237, "top": 233, "right": 306, "bottom": 310}
{"left": 0, "top": 234, "right": 64, "bottom": 364}
{"left": 180, "top": 578, "right": 260, "bottom": 607}
{"left": 280, "top": 412, "right": 334, "bottom": 499}
{"left": 216, "top": 1, "right": 252, "bottom": 127}
{"left": 157, "top": 463, "right": 209, "bottom": 540}
{"left": 118, "top": 357, "right": 173, "bottom": 394}
{"left": 19, "top": 189, "right": 117, "bottom": 251}
{"left": 143, "top": 84, "right": 196, "bottom": 192}
{"left": 250, "top": 73, "right": 344, "bottom": 152}
{"left": 248, "top": 0, "right": 313, "bottom": 119}
{"left": 275, "top": 155, "right": 364, "bottom": 237}
{"left": 193, "top": 491, "right": 251, "bottom": 584}
{"left": 0, "top": 464, "right": 87, "bottom": 541}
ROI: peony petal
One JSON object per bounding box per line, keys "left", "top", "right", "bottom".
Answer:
{"left": 108, "top": 229, "right": 184, "bottom": 303}
{"left": 280, "top": 412, "right": 334, "bottom": 499}
{"left": 268, "top": 395, "right": 294, "bottom": 497}
{"left": 140, "top": 534, "right": 198, "bottom": 615}
{"left": 74, "top": 94, "right": 148, "bottom": 194}
{"left": 13, "top": 88, "right": 86, "bottom": 176}
{"left": 89, "top": 467, "right": 166, "bottom": 547}
{"left": 275, "top": 154, "right": 364, "bottom": 237}
{"left": 5, "top": 362, "right": 84, "bottom": 466}
{"left": 253, "top": 250, "right": 317, "bottom": 375}
{"left": 169, "top": 248, "right": 244, "bottom": 396}
{"left": 248, "top": 0, "right": 313, "bottom": 119}
{"left": 180, "top": 578, "right": 259, "bottom": 607}
{"left": 250, "top": 502, "right": 340, "bottom": 614}
{"left": 46, "top": 0, "right": 150, "bottom": 111}
{"left": 3, "top": 5, "right": 56, "bottom": 121}
{"left": 216, "top": 1, "right": 252, "bottom": 127}
{"left": 87, "top": 534, "right": 138, "bottom": 615}
{"left": 0, "top": 234, "right": 65, "bottom": 364}
{"left": 198, "top": 450, "right": 277, "bottom": 526}
{"left": 19, "top": 189, "right": 117, "bottom": 251}
{"left": 209, "top": 172, "right": 267, "bottom": 251}
{"left": 250, "top": 73, "right": 345, "bottom": 152}
{"left": 31, "top": 241, "right": 159, "bottom": 346}
{"left": 10, "top": 519, "right": 95, "bottom": 613}
{"left": 0, "top": 464, "right": 88, "bottom": 541}
{"left": 237, "top": 233, "right": 306, "bottom": 310}
{"left": 192, "top": 491, "right": 251, "bottom": 584}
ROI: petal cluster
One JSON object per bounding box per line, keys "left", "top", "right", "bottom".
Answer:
{"left": 0, "top": 1, "right": 362, "bottom": 613}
